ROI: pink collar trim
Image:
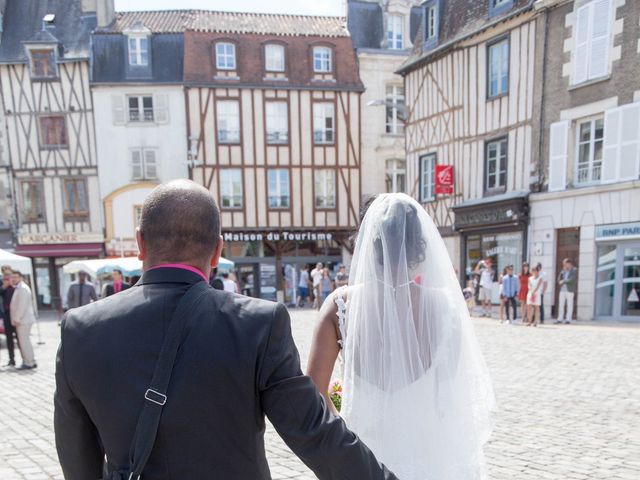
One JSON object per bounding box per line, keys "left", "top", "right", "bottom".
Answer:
{"left": 149, "top": 264, "right": 208, "bottom": 282}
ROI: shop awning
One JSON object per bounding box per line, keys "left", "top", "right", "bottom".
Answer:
{"left": 15, "top": 243, "right": 104, "bottom": 258}
{"left": 0, "top": 248, "right": 35, "bottom": 280}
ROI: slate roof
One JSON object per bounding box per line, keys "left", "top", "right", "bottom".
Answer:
{"left": 0, "top": 0, "right": 96, "bottom": 62}
{"left": 97, "top": 10, "right": 349, "bottom": 37}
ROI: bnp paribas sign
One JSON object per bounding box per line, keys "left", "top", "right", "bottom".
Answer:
{"left": 223, "top": 231, "right": 334, "bottom": 242}
{"left": 595, "top": 222, "right": 640, "bottom": 241}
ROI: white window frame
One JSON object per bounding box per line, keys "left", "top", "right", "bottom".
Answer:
{"left": 313, "top": 102, "right": 335, "bottom": 144}
{"left": 420, "top": 153, "right": 436, "bottom": 202}
{"left": 386, "top": 159, "right": 406, "bottom": 193}
{"left": 314, "top": 169, "right": 336, "bottom": 209}
{"left": 575, "top": 116, "right": 604, "bottom": 185}
{"left": 131, "top": 148, "right": 158, "bottom": 181}
{"left": 313, "top": 46, "right": 332, "bottom": 73}
{"left": 217, "top": 100, "right": 241, "bottom": 144}
{"left": 488, "top": 38, "right": 509, "bottom": 98}
{"left": 485, "top": 138, "right": 508, "bottom": 192}
{"left": 386, "top": 15, "right": 404, "bottom": 49}
{"left": 268, "top": 169, "right": 290, "bottom": 209}
{"left": 128, "top": 35, "right": 149, "bottom": 66}
{"left": 426, "top": 6, "right": 437, "bottom": 40}
{"left": 216, "top": 42, "right": 236, "bottom": 70}
{"left": 220, "top": 169, "right": 243, "bottom": 209}
{"left": 127, "top": 95, "right": 154, "bottom": 122}
{"left": 386, "top": 84, "right": 405, "bottom": 135}
{"left": 265, "top": 101, "right": 289, "bottom": 144}
{"left": 265, "top": 44, "right": 285, "bottom": 72}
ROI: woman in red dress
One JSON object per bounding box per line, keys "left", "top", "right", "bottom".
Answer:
{"left": 518, "top": 262, "right": 531, "bottom": 324}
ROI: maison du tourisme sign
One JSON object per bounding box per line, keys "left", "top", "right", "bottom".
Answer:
{"left": 223, "top": 231, "right": 333, "bottom": 242}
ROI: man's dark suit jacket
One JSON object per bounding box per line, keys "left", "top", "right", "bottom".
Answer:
{"left": 103, "top": 282, "right": 132, "bottom": 297}
{"left": 54, "top": 267, "right": 397, "bottom": 479}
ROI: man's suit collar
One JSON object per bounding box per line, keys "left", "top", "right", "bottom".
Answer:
{"left": 137, "top": 267, "right": 206, "bottom": 286}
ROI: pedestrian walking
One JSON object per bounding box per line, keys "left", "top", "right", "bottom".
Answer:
{"left": 501, "top": 265, "right": 519, "bottom": 324}
{"left": 498, "top": 267, "right": 507, "bottom": 322}
{"left": 478, "top": 258, "right": 495, "bottom": 317}
{"left": 320, "top": 268, "right": 334, "bottom": 303}
{"left": 535, "top": 262, "right": 548, "bottom": 324}
{"left": 1, "top": 272, "right": 16, "bottom": 367}
{"left": 297, "top": 265, "right": 310, "bottom": 307}
{"left": 310, "top": 262, "right": 324, "bottom": 310}
{"left": 9, "top": 271, "right": 37, "bottom": 369}
{"left": 335, "top": 264, "right": 348, "bottom": 288}
{"left": 221, "top": 272, "right": 239, "bottom": 293}
{"left": 518, "top": 262, "right": 531, "bottom": 325}
{"left": 526, "top": 267, "right": 542, "bottom": 327}
{"left": 66, "top": 271, "right": 97, "bottom": 310}
{"left": 102, "top": 269, "right": 131, "bottom": 297}
{"left": 555, "top": 258, "right": 578, "bottom": 324}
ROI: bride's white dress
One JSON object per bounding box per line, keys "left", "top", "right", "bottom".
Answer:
{"left": 334, "top": 194, "right": 494, "bottom": 480}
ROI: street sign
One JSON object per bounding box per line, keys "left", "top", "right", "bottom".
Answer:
{"left": 435, "top": 165, "right": 454, "bottom": 195}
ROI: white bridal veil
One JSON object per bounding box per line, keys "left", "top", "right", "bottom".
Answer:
{"left": 341, "top": 193, "right": 495, "bottom": 480}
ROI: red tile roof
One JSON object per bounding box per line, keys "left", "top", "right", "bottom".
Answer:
{"left": 98, "top": 9, "right": 349, "bottom": 37}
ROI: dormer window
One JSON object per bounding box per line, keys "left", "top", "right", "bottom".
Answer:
{"left": 313, "top": 46, "right": 332, "bottom": 73}
{"left": 423, "top": 1, "right": 439, "bottom": 50}
{"left": 265, "top": 44, "right": 285, "bottom": 72}
{"left": 387, "top": 15, "right": 404, "bottom": 50}
{"left": 489, "top": 0, "right": 514, "bottom": 16}
{"left": 216, "top": 42, "right": 236, "bottom": 70}
{"left": 128, "top": 36, "right": 149, "bottom": 66}
{"left": 29, "top": 48, "right": 57, "bottom": 79}
{"left": 426, "top": 7, "right": 437, "bottom": 40}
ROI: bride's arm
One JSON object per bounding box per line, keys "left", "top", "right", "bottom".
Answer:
{"left": 307, "top": 292, "right": 341, "bottom": 416}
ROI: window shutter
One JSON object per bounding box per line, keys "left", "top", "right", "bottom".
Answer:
{"left": 548, "top": 121, "right": 569, "bottom": 191}
{"left": 131, "top": 150, "right": 143, "bottom": 180}
{"left": 573, "top": 4, "right": 590, "bottom": 85}
{"left": 604, "top": 103, "right": 640, "bottom": 182}
{"left": 144, "top": 150, "right": 158, "bottom": 179}
{"left": 154, "top": 94, "right": 169, "bottom": 124}
{"left": 111, "top": 95, "right": 126, "bottom": 125}
{"left": 602, "top": 106, "right": 621, "bottom": 183}
{"left": 589, "top": 0, "right": 610, "bottom": 79}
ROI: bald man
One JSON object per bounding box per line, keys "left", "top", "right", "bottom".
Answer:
{"left": 54, "top": 180, "right": 397, "bottom": 480}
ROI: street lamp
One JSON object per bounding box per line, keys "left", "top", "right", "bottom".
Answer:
{"left": 366, "top": 99, "right": 407, "bottom": 121}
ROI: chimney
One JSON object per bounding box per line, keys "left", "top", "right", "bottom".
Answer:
{"left": 96, "top": 0, "right": 116, "bottom": 28}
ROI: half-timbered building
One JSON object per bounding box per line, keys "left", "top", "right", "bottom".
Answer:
{"left": 91, "top": 11, "right": 189, "bottom": 257}
{"left": 0, "top": 0, "right": 112, "bottom": 309}
{"left": 530, "top": 0, "right": 640, "bottom": 321}
{"left": 184, "top": 11, "right": 363, "bottom": 301}
{"left": 398, "top": 0, "right": 542, "bottom": 298}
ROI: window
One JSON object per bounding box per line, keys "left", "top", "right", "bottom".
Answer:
{"left": 266, "top": 102, "right": 288, "bottom": 144}
{"left": 29, "top": 49, "right": 57, "bottom": 79}
{"left": 216, "top": 42, "right": 236, "bottom": 70}
{"left": 386, "top": 159, "right": 406, "bottom": 193}
{"left": 488, "top": 38, "right": 509, "bottom": 98}
{"left": 217, "top": 100, "right": 240, "bottom": 144}
{"left": 576, "top": 118, "right": 604, "bottom": 184}
{"left": 38, "top": 116, "right": 67, "bottom": 148}
{"left": 489, "top": 0, "right": 514, "bottom": 16}
{"left": 268, "top": 169, "right": 290, "bottom": 208}
{"left": 313, "top": 46, "right": 332, "bottom": 73}
{"left": 220, "top": 169, "right": 243, "bottom": 208}
{"left": 315, "top": 169, "right": 336, "bottom": 208}
{"left": 386, "top": 85, "right": 405, "bottom": 134}
{"left": 63, "top": 179, "right": 89, "bottom": 217}
{"left": 128, "top": 36, "right": 149, "bottom": 66}
{"left": 485, "top": 138, "right": 508, "bottom": 192}
{"left": 21, "top": 181, "right": 45, "bottom": 222}
{"left": 133, "top": 205, "right": 143, "bottom": 229}
{"left": 265, "top": 44, "right": 285, "bottom": 72}
{"left": 313, "top": 103, "right": 334, "bottom": 144}
{"left": 573, "top": 0, "right": 611, "bottom": 84}
{"left": 127, "top": 95, "right": 154, "bottom": 122}
{"left": 131, "top": 149, "right": 158, "bottom": 180}
{"left": 386, "top": 15, "right": 404, "bottom": 49}
{"left": 426, "top": 6, "right": 438, "bottom": 40}
{"left": 419, "top": 153, "right": 436, "bottom": 202}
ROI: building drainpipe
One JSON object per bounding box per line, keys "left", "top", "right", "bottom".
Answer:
{"left": 535, "top": 6, "right": 550, "bottom": 193}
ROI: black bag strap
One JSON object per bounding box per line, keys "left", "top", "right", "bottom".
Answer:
{"left": 126, "top": 280, "right": 210, "bottom": 479}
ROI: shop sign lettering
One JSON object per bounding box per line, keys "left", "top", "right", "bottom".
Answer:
{"left": 596, "top": 222, "right": 640, "bottom": 241}
{"left": 224, "top": 231, "right": 333, "bottom": 242}
{"left": 19, "top": 232, "right": 104, "bottom": 245}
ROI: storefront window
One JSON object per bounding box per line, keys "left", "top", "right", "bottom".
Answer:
{"left": 595, "top": 245, "right": 616, "bottom": 317}
{"left": 621, "top": 246, "right": 640, "bottom": 317}
{"left": 465, "top": 232, "right": 523, "bottom": 281}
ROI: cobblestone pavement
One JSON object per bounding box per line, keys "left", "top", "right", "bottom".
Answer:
{"left": 1, "top": 309, "right": 639, "bottom": 479}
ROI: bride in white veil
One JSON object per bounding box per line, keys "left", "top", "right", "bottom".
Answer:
{"left": 307, "top": 193, "right": 495, "bottom": 479}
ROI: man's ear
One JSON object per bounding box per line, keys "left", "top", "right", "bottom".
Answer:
{"left": 136, "top": 228, "right": 145, "bottom": 261}
{"left": 210, "top": 236, "right": 224, "bottom": 268}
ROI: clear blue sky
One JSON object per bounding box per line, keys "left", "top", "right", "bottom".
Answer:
{"left": 114, "top": 0, "right": 345, "bottom": 16}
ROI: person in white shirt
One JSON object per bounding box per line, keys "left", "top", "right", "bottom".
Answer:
{"left": 297, "top": 265, "right": 311, "bottom": 307}
{"left": 222, "top": 272, "right": 239, "bottom": 293}
{"left": 535, "top": 262, "right": 548, "bottom": 324}
{"left": 9, "top": 271, "right": 37, "bottom": 369}
{"left": 310, "top": 262, "right": 324, "bottom": 310}
{"left": 478, "top": 259, "right": 495, "bottom": 317}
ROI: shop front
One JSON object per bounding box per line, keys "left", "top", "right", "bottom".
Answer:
{"left": 15, "top": 233, "right": 104, "bottom": 311}
{"left": 222, "top": 229, "right": 350, "bottom": 304}
{"left": 453, "top": 192, "right": 529, "bottom": 302}
{"left": 594, "top": 222, "right": 640, "bottom": 321}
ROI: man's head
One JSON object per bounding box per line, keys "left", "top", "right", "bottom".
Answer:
{"left": 222, "top": 272, "right": 229, "bottom": 279}
{"left": 113, "top": 269, "right": 123, "bottom": 282}
{"left": 563, "top": 258, "right": 573, "bottom": 270}
{"left": 10, "top": 270, "right": 21, "bottom": 287}
{"left": 136, "top": 180, "right": 223, "bottom": 274}
{"left": 339, "top": 265, "right": 346, "bottom": 272}
{"left": 485, "top": 258, "right": 493, "bottom": 267}
{"left": 78, "top": 271, "right": 88, "bottom": 284}
{"left": 506, "top": 265, "right": 513, "bottom": 275}
{"left": 316, "top": 262, "right": 323, "bottom": 270}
